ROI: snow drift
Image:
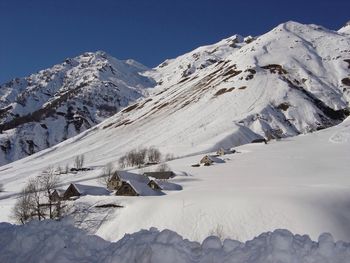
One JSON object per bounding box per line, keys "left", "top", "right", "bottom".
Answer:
{"left": 0, "top": 220, "right": 349, "bottom": 263}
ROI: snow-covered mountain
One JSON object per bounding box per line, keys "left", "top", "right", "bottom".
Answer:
{"left": 56, "top": 21, "right": 350, "bottom": 160}
{"left": 338, "top": 20, "right": 350, "bottom": 34}
{"left": 1, "top": 21, "right": 350, "bottom": 166}
{"left": 1, "top": 20, "right": 350, "bottom": 248}
{"left": 0, "top": 51, "right": 155, "bottom": 165}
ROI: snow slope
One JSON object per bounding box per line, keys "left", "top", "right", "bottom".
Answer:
{"left": 0, "top": 21, "right": 348, "bottom": 167}
{"left": 1, "top": 220, "right": 349, "bottom": 263}
{"left": 0, "top": 51, "right": 155, "bottom": 165}
{"left": 1, "top": 21, "right": 350, "bottom": 244}
{"left": 338, "top": 21, "right": 350, "bottom": 34}
{"left": 1, "top": 21, "right": 350, "bottom": 166}
{"left": 1, "top": 117, "right": 350, "bottom": 243}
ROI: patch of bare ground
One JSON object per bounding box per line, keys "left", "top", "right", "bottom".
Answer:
{"left": 213, "top": 87, "right": 235, "bottom": 97}
{"left": 261, "top": 64, "right": 287, "bottom": 74}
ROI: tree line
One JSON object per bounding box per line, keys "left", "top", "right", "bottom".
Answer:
{"left": 118, "top": 147, "right": 174, "bottom": 168}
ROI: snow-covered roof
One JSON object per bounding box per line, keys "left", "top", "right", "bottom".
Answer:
{"left": 201, "top": 155, "right": 225, "bottom": 163}
{"left": 71, "top": 183, "right": 110, "bottom": 196}
{"left": 125, "top": 180, "right": 164, "bottom": 196}
{"left": 143, "top": 171, "right": 175, "bottom": 180}
{"left": 114, "top": 171, "right": 149, "bottom": 183}
{"left": 151, "top": 180, "right": 182, "bottom": 191}
{"left": 51, "top": 189, "right": 65, "bottom": 197}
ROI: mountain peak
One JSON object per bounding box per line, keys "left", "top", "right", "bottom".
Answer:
{"left": 338, "top": 20, "right": 350, "bottom": 34}
{"left": 0, "top": 51, "right": 155, "bottom": 165}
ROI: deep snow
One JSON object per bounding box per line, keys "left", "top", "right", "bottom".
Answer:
{"left": 1, "top": 117, "right": 350, "bottom": 244}
{"left": 0, "top": 220, "right": 350, "bottom": 263}
{"left": 0, "top": 20, "right": 350, "bottom": 252}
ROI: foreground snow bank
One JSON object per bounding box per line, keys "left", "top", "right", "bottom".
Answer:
{"left": 1, "top": 221, "right": 350, "bottom": 263}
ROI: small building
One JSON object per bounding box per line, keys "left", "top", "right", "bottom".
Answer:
{"left": 115, "top": 181, "right": 139, "bottom": 196}
{"left": 116, "top": 179, "right": 166, "bottom": 196}
{"left": 143, "top": 171, "right": 175, "bottom": 180}
{"left": 200, "top": 155, "right": 214, "bottom": 166}
{"left": 62, "top": 183, "right": 110, "bottom": 200}
{"left": 50, "top": 189, "right": 65, "bottom": 202}
{"left": 63, "top": 184, "right": 81, "bottom": 200}
{"left": 148, "top": 179, "right": 182, "bottom": 191}
{"left": 148, "top": 180, "right": 162, "bottom": 190}
{"left": 107, "top": 171, "right": 149, "bottom": 190}
{"left": 200, "top": 155, "right": 225, "bottom": 166}
{"left": 107, "top": 173, "right": 123, "bottom": 190}
{"left": 216, "top": 148, "right": 233, "bottom": 156}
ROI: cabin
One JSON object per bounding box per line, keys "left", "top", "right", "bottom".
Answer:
{"left": 63, "top": 184, "right": 81, "bottom": 200}
{"left": 115, "top": 181, "right": 139, "bottom": 196}
{"left": 107, "top": 173, "right": 123, "bottom": 190}
{"left": 200, "top": 155, "right": 214, "bottom": 166}
{"left": 107, "top": 171, "right": 149, "bottom": 190}
{"left": 216, "top": 148, "right": 233, "bottom": 156}
{"left": 50, "top": 189, "right": 65, "bottom": 202}
{"left": 148, "top": 180, "right": 162, "bottom": 190}
{"left": 143, "top": 171, "right": 175, "bottom": 180}
{"left": 62, "top": 183, "right": 110, "bottom": 200}
{"left": 200, "top": 155, "right": 225, "bottom": 166}
{"left": 148, "top": 179, "right": 182, "bottom": 191}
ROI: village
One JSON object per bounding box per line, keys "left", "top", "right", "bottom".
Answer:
{"left": 50, "top": 147, "right": 238, "bottom": 202}
{"left": 9, "top": 146, "right": 243, "bottom": 224}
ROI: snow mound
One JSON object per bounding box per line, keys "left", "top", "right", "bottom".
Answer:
{"left": 1, "top": 221, "right": 350, "bottom": 263}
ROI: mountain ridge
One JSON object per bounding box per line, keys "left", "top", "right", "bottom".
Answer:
{"left": 0, "top": 51, "right": 155, "bottom": 165}
{"left": 0, "top": 20, "right": 350, "bottom": 166}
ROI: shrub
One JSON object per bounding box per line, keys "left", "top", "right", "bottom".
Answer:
{"left": 74, "top": 155, "right": 85, "bottom": 170}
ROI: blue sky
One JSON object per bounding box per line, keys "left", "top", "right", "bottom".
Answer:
{"left": 0, "top": 0, "right": 349, "bottom": 83}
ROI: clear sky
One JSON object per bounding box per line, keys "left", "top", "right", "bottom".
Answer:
{"left": 0, "top": 0, "right": 349, "bottom": 83}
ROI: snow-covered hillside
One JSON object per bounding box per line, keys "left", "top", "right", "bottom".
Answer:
{"left": 0, "top": 51, "right": 155, "bottom": 165}
{"left": 1, "top": 21, "right": 350, "bottom": 166}
{"left": 1, "top": 220, "right": 349, "bottom": 263}
{"left": 2, "top": 20, "right": 349, "bottom": 166}
{"left": 1, "top": 116, "right": 350, "bottom": 243}
{"left": 1, "top": 20, "right": 350, "bottom": 247}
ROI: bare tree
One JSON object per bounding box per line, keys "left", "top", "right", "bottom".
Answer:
{"left": 165, "top": 153, "right": 175, "bottom": 162}
{"left": 147, "top": 147, "right": 161, "bottom": 163}
{"left": 99, "top": 162, "right": 114, "bottom": 186}
{"left": 56, "top": 166, "right": 62, "bottom": 175}
{"left": 137, "top": 148, "right": 147, "bottom": 166}
{"left": 74, "top": 154, "right": 85, "bottom": 170}
{"left": 118, "top": 156, "right": 126, "bottom": 169}
{"left": 126, "top": 150, "right": 137, "bottom": 167}
{"left": 12, "top": 186, "right": 32, "bottom": 224}
{"left": 157, "top": 163, "right": 170, "bottom": 172}
{"left": 64, "top": 164, "right": 70, "bottom": 174}
{"left": 39, "top": 167, "right": 60, "bottom": 219}
{"left": 26, "top": 178, "right": 45, "bottom": 221}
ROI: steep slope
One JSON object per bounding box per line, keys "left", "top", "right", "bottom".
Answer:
{"left": 0, "top": 21, "right": 349, "bottom": 169}
{"left": 1, "top": 21, "right": 350, "bottom": 244}
{"left": 0, "top": 51, "right": 155, "bottom": 165}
